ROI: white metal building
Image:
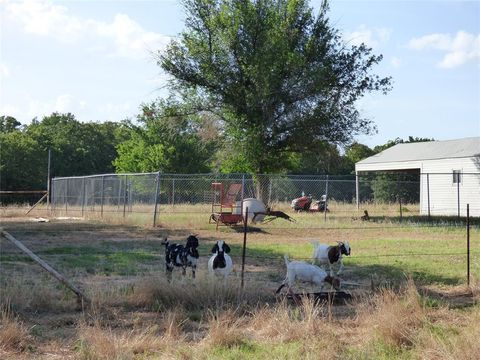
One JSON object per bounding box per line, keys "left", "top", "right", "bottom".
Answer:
{"left": 355, "top": 137, "right": 480, "bottom": 217}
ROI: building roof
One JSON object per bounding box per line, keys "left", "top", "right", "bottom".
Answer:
{"left": 356, "top": 137, "right": 480, "bottom": 169}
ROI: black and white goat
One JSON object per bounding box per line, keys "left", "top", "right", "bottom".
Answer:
{"left": 276, "top": 255, "right": 341, "bottom": 294}
{"left": 207, "top": 240, "right": 233, "bottom": 280}
{"left": 311, "top": 241, "right": 351, "bottom": 276}
{"left": 162, "top": 235, "right": 199, "bottom": 279}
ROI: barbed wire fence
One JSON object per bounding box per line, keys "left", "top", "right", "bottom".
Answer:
{"left": 1, "top": 172, "right": 479, "bottom": 311}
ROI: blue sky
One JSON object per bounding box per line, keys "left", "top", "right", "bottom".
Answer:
{"left": 0, "top": 0, "right": 479, "bottom": 148}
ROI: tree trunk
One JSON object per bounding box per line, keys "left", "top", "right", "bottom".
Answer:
{"left": 254, "top": 174, "right": 270, "bottom": 206}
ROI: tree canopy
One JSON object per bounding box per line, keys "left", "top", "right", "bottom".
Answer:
{"left": 160, "top": 0, "right": 392, "bottom": 175}
{"left": 113, "top": 99, "right": 220, "bottom": 173}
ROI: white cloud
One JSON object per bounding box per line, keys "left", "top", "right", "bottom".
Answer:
{"left": 344, "top": 25, "right": 391, "bottom": 48}
{"left": 27, "top": 94, "right": 87, "bottom": 119}
{"left": 4, "top": 0, "right": 171, "bottom": 59}
{"left": 390, "top": 56, "right": 402, "bottom": 68}
{"left": 408, "top": 31, "right": 480, "bottom": 68}
{"left": 98, "top": 101, "right": 134, "bottom": 121}
{"left": 0, "top": 62, "right": 11, "bottom": 78}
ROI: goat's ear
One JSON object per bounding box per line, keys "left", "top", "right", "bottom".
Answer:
{"left": 211, "top": 243, "right": 219, "bottom": 253}
{"left": 224, "top": 243, "right": 231, "bottom": 253}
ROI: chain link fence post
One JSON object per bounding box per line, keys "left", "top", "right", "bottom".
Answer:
{"left": 153, "top": 172, "right": 161, "bottom": 227}
{"left": 467, "top": 203, "right": 470, "bottom": 286}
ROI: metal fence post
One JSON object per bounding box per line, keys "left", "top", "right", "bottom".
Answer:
{"left": 46, "top": 148, "right": 51, "bottom": 209}
{"left": 241, "top": 207, "right": 249, "bottom": 289}
{"left": 399, "top": 196, "right": 403, "bottom": 221}
{"left": 100, "top": 175, "right": 105, "bottom": 218}
{"left": 268, "top": 177, "right": 272, "bottom": 205}
{"left": 240, "top": 174, "right": 245, "bottom": 214}
{"left": 457, "top": 178, "right": 460, "bottom": 218}
{"left": 355, "top": 172, "right": 359, "bottom": 210}
{"left": 324, "top": 175, "right": 329, "bottom": 222}
{"left": 172, "top": 178, "right": 175, "bottom": 207}
{"left": 65, "top": 179, "right": 68, "bottom": 215}
{"left": 467, "top": 203, "right": 470, "bottom": 286}
{"left": 153, "top": 172, "right": 161, "bottom": 227}
{"left": 123, "top": 175, "right": 127, "bottom": 218}
{"left": 81, "top": 177, "right": 86, "bottom": 217}
{"left": 117, "top": 176, "right": 122, "bottom": 211}
{"left": 51, "top": 179, "right": 56, "bottom": 215}
{"left": 426, "top": 173, "right": 431, "bottom": 219}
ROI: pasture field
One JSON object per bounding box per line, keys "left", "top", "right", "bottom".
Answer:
{"left": 0, "top": 205, "right": 479, "bottom": 359}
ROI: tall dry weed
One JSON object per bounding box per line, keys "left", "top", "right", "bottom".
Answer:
{"left": 0, "top": 309, "right": 31, "bottom": 353}
{"left": 415, "top": 305, "right": 480, "bottom": 360}
{"left": 76, "top": 321, "right": 166, "bottom": 360}
{"left": 357, "top": 279, "right": 425, "bottom": 348}
{"left": 129, "top": 275, "right": 272, "bottom": 312}
{"left": 202, "top": 309, "right": 248, "bottom": 349}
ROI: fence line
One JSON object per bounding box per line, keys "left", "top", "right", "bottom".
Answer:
{"left": 48, "top": 171, "right": 480, "bottom": 223}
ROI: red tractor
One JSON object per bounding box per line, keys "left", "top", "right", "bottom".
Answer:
{"left": 291, "top": 194, "right": 328, "bottom": 213}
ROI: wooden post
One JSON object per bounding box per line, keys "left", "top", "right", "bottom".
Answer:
{"left": 467, "top": 204, "right": 470, "bottom": 286}
{"left": 241, "top": 207, "right": 248, "bottom": 289}
{"left": 0, "top": 230, "right": 89, "bottom": 305}
{"left": 25, "top": 193, "right": 48, "bottom": 215}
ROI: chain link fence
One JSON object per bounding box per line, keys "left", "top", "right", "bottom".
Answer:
{"left": 51, "top": 172, "right": 480, "bottom": 221}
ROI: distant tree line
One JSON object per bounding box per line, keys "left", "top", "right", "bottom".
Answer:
{"left": 0, "top": 111, "right": 431, "bottom": 204}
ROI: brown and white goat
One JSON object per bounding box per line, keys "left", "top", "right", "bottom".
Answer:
{"left": 311, "top": 241, "right": 351, "bottom": 276}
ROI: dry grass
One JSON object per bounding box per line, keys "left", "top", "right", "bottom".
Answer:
{"left": 129, "top": 274, "right": 274, "bottom": 312}
{"left": 76, "top": 322, "right": 164, "bottom": 360}
{"left": 0, "top": 273, "right": 74, "bottom": 313}
{"left": 0, "top": 309, "right": 30, "bottom": 353}
{"left": 1, "top": 212, "right": 479, "bottom": 359}
{"left": 202, "top": 309, "right": 248, "bottom": 348}
{"left": 357, "top": 279, "right": 425, "bottom": 348}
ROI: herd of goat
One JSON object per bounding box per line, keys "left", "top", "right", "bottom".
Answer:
{"left": 162, "top": 235, "right": 351, "bottom": 293}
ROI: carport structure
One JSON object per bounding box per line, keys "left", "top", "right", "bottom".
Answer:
{"left": 355, "top": 137, "right": 480, "bottom": 217}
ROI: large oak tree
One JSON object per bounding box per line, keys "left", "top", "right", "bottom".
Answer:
{"left": 160, "top": 0, "right": 391, "bottom": 181}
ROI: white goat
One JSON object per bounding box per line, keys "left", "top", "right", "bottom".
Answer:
{"left": 276, "top": 255, "right": 341, "bottom": 294}
{"left": 311, "top": 241, "right": 351, "bottom": 276}
{"left": 208, "top": 240, "right": 233, "bottom": 280}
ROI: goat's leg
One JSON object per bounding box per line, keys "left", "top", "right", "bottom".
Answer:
{"left": 166, "top": 267, "right": 173, "bottom": 282}
{"left": 192, "top": 265, "right": 196, "bottom": 279}
{"left": 329, "top": 263, "right": 334, "bottom": 277}
{"left": 337, "top": 259, "right": 344, "bottom": 275}
{"left": 275, "top": 283, "right": 286, "bottom": 294}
